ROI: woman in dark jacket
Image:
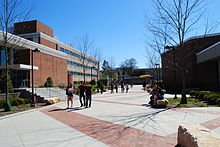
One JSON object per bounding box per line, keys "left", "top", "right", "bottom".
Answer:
{"left": 66, "top": 83, "right": 74, "bottom": 108}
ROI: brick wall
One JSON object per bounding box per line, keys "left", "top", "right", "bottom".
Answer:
{"left": 39, "top": 37, "right": 57, "bottom": 50}
{"left": 14, "top": 20, "right": 54, "bottom": 37}
{"left": 30, "top": 52, "right": 67, "bottom": 87}
{"left": 162, "top": 35, "right": 220, "bottom": 92}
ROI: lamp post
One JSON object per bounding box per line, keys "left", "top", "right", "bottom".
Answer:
{"left": 31, "top": 48, "right": 40, "bottom": 107}
{"left": 165, "top": 45, "right": 178, "bottom": 98}
{"left": 91, "top": 66, "right": 95, "bottom": 84}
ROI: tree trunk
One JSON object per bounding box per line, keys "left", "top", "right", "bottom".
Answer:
{"left": 5, "top": 46, "right": 11, "bottom": 111}
{"left": 181, "top": 74, "right": 187, "bottom": 104}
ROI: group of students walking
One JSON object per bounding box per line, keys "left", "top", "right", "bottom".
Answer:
{"left": 65, "top": 82, "right": 92, "bottom": 109}
{"left": 110, "top": 83, "right": 132, "bottom": 94}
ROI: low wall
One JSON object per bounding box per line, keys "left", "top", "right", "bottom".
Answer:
{"left": 0, "top": 92, "right": 21, "bottom": 100}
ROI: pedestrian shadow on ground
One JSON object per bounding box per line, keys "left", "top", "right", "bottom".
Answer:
{"left": 67, "top": 107, "right": 84, "bottom": 112}
{"left": 141, "top": 104, "right": 150, "bottom": 107}
{"left": 48, "top": 108, "right": 66, "bottom": 112}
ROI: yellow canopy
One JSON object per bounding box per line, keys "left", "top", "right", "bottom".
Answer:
{"left": 139, "top": 75, "right": 151, "bottom": 78}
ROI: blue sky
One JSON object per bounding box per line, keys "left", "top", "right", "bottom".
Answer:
{"left": 23, "top": 0, "right": 220, "bottom": 68}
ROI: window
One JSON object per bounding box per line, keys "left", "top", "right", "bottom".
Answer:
{"left": 0, "top": 49, "right": 6, "bottom": 66}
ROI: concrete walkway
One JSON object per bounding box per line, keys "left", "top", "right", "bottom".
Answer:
{"left": 0, "top": 85, "right": 220, "bottom": 147}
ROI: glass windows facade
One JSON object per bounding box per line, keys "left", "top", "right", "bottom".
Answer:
{"left": 67, "top": 61, "right": 97, "bottom": 71}
{"left": 67, "top": 71, "right": 96, "bottom": 77}
{"left": 60, "top": 47, "right": 97, "bottom": 64}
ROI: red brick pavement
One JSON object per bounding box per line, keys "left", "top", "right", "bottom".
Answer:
{"left": 41, "top": 107, "right": 177, "bottom": 147}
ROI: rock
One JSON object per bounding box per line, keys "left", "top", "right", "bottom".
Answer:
{"left": 178, "top": 124, "right": 220, "bottom": 147}
{"left": 156, "top": 99, "right": 168, "bottom": 108}
{"left": 44, "top": 97, "right": 61, "bottom": 104}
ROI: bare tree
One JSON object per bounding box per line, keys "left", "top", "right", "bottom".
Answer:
{"left": 108, "top": 56, "right": 116, "bottom": 83}
{"left": 145, "top": 0, "right": 210, "bottom": 104}
{"left": 120, "top": 58, "right": 138, "bottom": 69}
{"left": 73, "top": 33, "right": 99, "bottom": 82}
{"left": 0, "top": 0, "right": 31, "bottom": 111}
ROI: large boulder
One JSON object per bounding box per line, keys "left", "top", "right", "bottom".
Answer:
{"left": 44, "top": 97, "right": 61, "bottom": 105}
{"left": 156, "top": 99, "right": 168, "bottom": 108}
{"left": 178, "top": 124, "right": 220, "bottom": 147}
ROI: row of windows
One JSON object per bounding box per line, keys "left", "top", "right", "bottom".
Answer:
{"left": 67, "top": 61, "right": 97, "bottom": 71}
{"left": 60, "top": 47, "right": 97, "bottom": 64}
{"left": 68, "top": 71, "right": 97, "bottom": 77}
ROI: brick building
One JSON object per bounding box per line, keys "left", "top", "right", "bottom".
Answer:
{"left": 161, "top": 34, "right": 220, "bottom": 93}
{"left": 0, "top": 20, "right": 99, "bottom": 88}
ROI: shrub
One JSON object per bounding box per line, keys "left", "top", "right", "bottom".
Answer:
{"left": 197, "top": 91, "right": 209, "bottom": 100}
{"left": 58, "top": 84, "right": 66, "bottom": 89}
{"left": 91, "top": 79, "right": 96, "bottom": 85}
{"left": 204, "top": 93, "right": 220, "bottom": 105}
{"left": 44, "top": 77, "right": 53, "bottom": 87}
{"left": 0, "top": 99, "right": 6, "bottom": 108}
{"left": 189, "top": 90, "right": 197, "bottom": 96}
{"left": 24, "top": 98, "right": 32, "bottom": 104}
{"left": 216, "top": 98, "right": 220, "bottom": 106}
{"left": 0, "top": 74, "right": 14, "bottom": 93}
{"left": 10, "top": 98, "right": 25, "bottom": 106}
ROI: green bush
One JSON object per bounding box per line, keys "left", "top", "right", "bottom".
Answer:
{"left": 44, "top": 77, "right": 53, "bottom": 87}
{"left": 0, "top": 99, "right": 6, "bottom": 108}
{"left": 58, "top": 84, "right": 66, "bottom": 89}
{"left": 0, "top": 74, "right": 14, "bottom": 93}
{"left": 24, "top": 98, "right": 32, "bottom": 104}
{"left": 91, "top": 79, "right": 96, "bottom": 85}
{"left": 204, "top": 93, "right": 220, "bottom": 105}
{"left": 189, "top": 90, "right": 197, "bottom": 96}
{"left": 197, "top": 91, "right": 209, "bottom": 100}
{"left": 10, "top": 98, "right": 25, "bottom": 106}
{"left": 189, "top": 90, "right": 220, "bottom": 106}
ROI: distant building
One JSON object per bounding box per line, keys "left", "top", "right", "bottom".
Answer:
{"left": 0, "top": 20, "right": 99, "bottom": 88}
{"left": 161, "top": 33, "right": 220, "bottom": 92}
{"left": 114, "top": 67, "right": 161, "bottom": 85}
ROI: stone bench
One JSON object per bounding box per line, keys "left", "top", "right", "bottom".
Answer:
{"left": 44, "top": 97, "right": 62, "bottom": 105}
{"left": 178, "top": 124, "right": 220, "bottom": 147}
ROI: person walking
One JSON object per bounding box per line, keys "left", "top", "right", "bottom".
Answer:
{"left": 121, "top": 83, "right": 124, "bottom": 93}
{"left": 66, "top": 83, "right": 74, "bottom": 109}
{"left": 126, "top": 84, "right": 129, "bottom": 93}
{"left": 110, "top": 83, "right": 114, "bottom": 94}
{"left": 143, "top": 81, "right": 147, "bottom": 91}
{"left": 100, "top": 84, "right": 104, "bottom": 94}
{"left": 85, "top": 84, "right": 92, "bottom": 108}
{"left": 78, "top": 82, "right": 86, "bottom": 107}
{"left": 115, "top": 84, "right": 118, "bottom": 93}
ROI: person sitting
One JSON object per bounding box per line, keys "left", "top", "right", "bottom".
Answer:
{"left": 156, "top": 86, "right": 164, "bottom": 100}
{"left": 149, "top": 85, "right": 158, "bottom": 106}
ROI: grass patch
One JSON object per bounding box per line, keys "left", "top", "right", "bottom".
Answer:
{"left": 167, "top": 97, "right": 216, "bottom": 108}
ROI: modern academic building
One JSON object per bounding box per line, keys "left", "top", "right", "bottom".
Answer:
{"left": 162, "top": 33, "right": 220, "bottom": 92}
{"left": 0, "top": 20, "right": 99, "bottom": 88}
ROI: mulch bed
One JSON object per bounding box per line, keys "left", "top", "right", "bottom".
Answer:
{"left": 0, "top": 103, "right": 48, "bottom": 117}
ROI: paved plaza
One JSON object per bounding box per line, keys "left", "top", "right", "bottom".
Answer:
{"left": 0, "top": 85, "right": 220, "bottom": 147}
